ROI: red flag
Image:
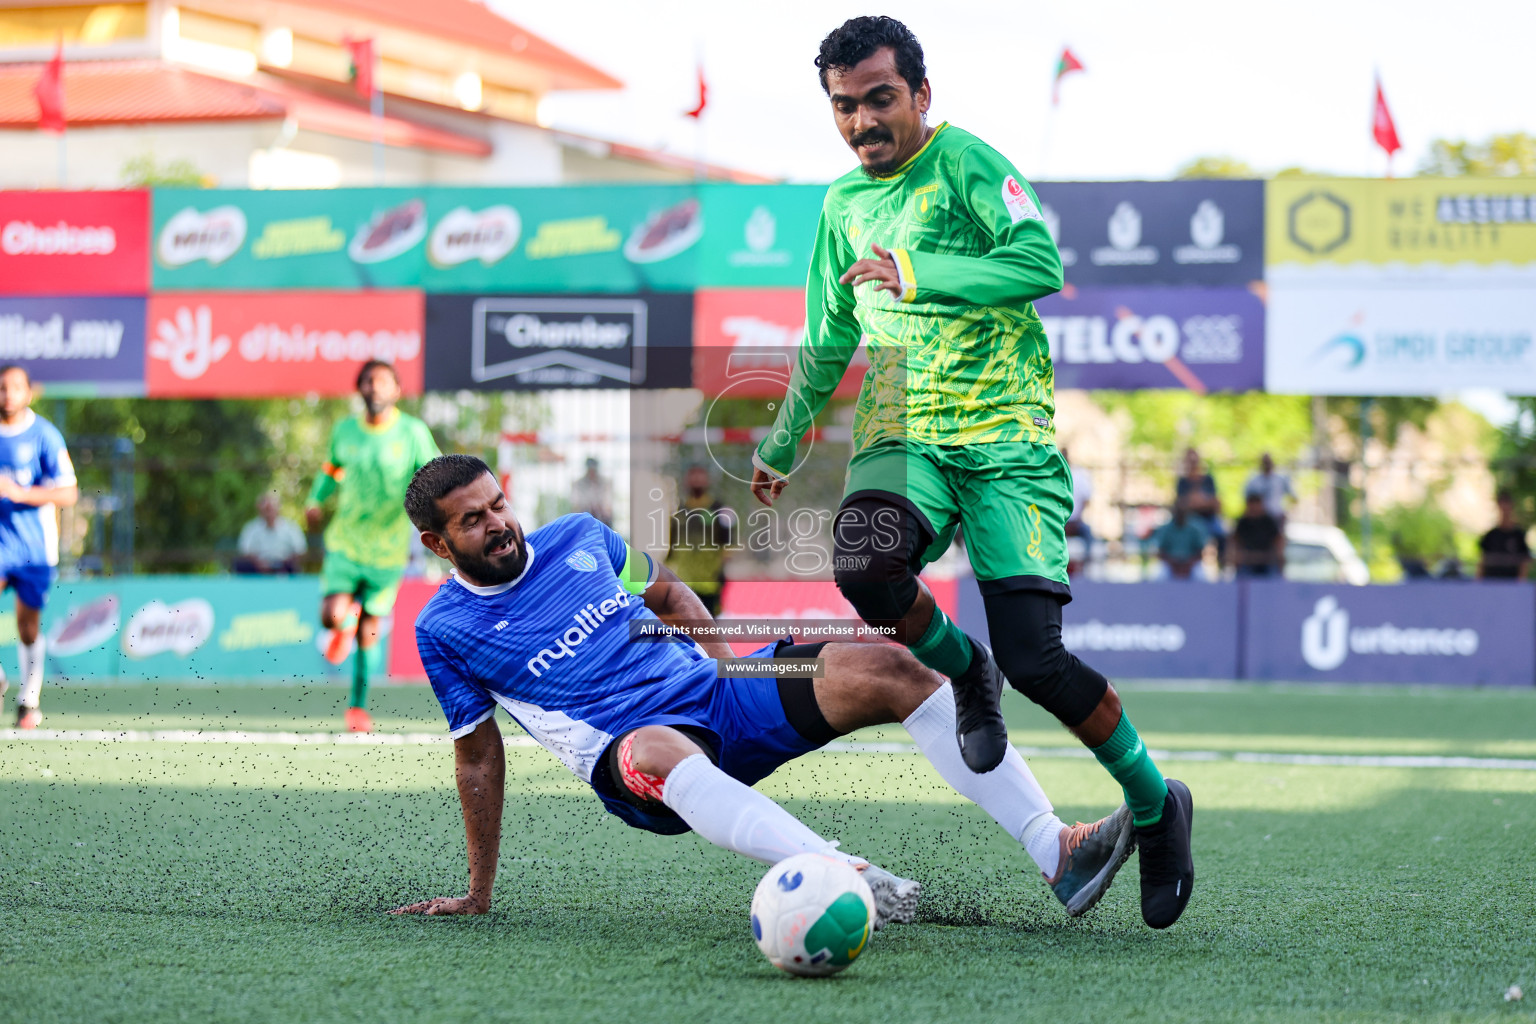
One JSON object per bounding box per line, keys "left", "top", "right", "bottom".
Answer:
{"left": 1372, "top": 74, "right": 1401, "bottom": 158}
{"left": 35, "top": 41, "right": 65, "bottom": 133}
{"left": 683, "top": 63, "right": 707, "bottom": 119}
{"left": 343, "top": 36, "right": 375, "bottom": 99}
{"left": 1052, "top": 47, "right": 1084, "bottom": 106}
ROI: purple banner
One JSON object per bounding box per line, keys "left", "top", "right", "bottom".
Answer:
{"left": 957, "top": 578, "right": 1242, "bottom": 680}
{"left": 1242, "top": 580, "right": 1535, "bottom": 686}
{"left": 0, "top": 296, "right": 146, "bottom": 396}
{"left": 1035, "top": 286, "right": 1264, "bottom": 392}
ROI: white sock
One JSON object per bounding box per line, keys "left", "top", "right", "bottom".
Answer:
{"left": 902, "top": 684, "right": 1065, "bottom": 876}
{"left": 1022, "top": 812, "right": 1064, "bottom": 879}
{"left": 661, "top": 754, "right": 862, "bottom": 867}
{"left": 18, "top": 638, "right": 42, "bottom": 709}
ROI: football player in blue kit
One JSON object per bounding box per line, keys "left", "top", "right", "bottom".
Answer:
{"left": 391, "top": 455, "right": 1137, "bottom": 924}
{"left": 0, "top": 366, "right": 78, "bottom": 729}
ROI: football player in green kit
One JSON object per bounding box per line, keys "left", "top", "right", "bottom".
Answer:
{"left": 306, "top": 360, "right": 440, "bottom": 733}
{"left": 749, "top": 16, "right": 1194, "bottom": 929}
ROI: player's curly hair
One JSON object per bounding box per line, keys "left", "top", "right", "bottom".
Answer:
{"left": 405, "top": 454, "right": 494, "bottom": 533}
{"left": 815, "top": 16, "right": 925, "bottom": 96}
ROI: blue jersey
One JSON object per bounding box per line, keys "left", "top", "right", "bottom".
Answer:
{"left": 416, "top": 514, "right": 720, "bottom": 783}
{"left": 0, "top": 410, "right": 74, "bottom": 568}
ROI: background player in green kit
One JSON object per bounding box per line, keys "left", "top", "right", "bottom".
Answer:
{"left": 748, "top": 16, "right": 1194, "bottom": 929}
{"left": 306, "top": 360, "right": 439, "bottom": 733}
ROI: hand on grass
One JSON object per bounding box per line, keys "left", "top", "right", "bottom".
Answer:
{"left": 390, "top": 895, "right": 488, "bottom": 916}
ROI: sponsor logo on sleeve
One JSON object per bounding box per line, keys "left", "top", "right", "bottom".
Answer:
{"left": 1001, "top": 176, "right": 1042, "bottom": 225}
{"left": 428, "top": 206, "right": 521, "bottom": 267}
{"left": 157, "top": 206, "right": 247, "bottom": 267}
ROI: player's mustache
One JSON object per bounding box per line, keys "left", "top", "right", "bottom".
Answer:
{"left": 484, "top": 529, "right": 519, "bottom": 557}
{"left": 849, "top": 128, "right": 891, "bottom": 148}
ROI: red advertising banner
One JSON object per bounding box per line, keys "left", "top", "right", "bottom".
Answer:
{"left": 146, "top": 291, "right": 425, "bottom": 397}
{"left": 692, "top": 287, "right": 867, "bottom": 398}
{"left": 386, "top": 577, "right": 439, "bottom": 679}
{"left": 0, "top": 191, "right": 150, "bottom": 296}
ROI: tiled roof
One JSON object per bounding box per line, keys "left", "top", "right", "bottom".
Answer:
{"left": 0, "top": 61, "right": 492, "bottom": 156}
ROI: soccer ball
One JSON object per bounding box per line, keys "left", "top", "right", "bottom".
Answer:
{"left": 750, "top": 853, "right": 875, "bottom": 977}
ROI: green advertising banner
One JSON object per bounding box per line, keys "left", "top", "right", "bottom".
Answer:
{"left": 694, "top": 184, "right": 824, "bottom": 288}
{"left": 152, "top": 188, "right": 431, "bottom": 291}
{"left": 420, "top": 184, "right": 703, "bottom": 292}
{"left": 20, "top": 576, "right": 377, "bottom": 682}
{"left": 150, "top": 184, "right": 830, "bottom": 292}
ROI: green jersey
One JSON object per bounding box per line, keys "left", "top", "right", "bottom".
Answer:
{"left": 307, "top": 411, "right": 440, "bottom": 569}
{"left": 755, "top": 123, "right": 1064, "bottom": 478}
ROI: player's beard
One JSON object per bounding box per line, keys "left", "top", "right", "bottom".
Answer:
{"left": 850, "top": 127, "right": 898, "bottom": 178}
{"left": 450, "top": 528, "right": 527, "bottom": 586}
{"left": 362, "top": 395, "right": 393, "bottom": 418}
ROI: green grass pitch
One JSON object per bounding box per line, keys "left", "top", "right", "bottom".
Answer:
{"left": 1, "top": 682, "right": 1533, "bottom": 1023}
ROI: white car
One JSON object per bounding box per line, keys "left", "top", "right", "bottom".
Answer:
{"left": 1284, "top": 522, "right": 1371, "bottom": 586}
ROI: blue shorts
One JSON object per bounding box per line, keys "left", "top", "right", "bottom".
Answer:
{"left": 590, "top": 640, "right": 831, "bottom": 835}
{"left": 2, "top": 564, "right": 54, "bottom": 610}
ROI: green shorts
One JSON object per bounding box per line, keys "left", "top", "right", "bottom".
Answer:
{"left": 320, "top": 551, "right": 405, "bottom": 617}
{"left": 843, "top": 439, "right": 1072, "bottom": 598}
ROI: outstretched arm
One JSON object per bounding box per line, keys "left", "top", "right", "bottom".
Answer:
{"left": 752, "top": 208, "right": 862, "bottom": 506}
{"left": 392, "top": 715, "right": 505, "bottom": 915}
{"left": 643, "top": 562, "right": 735, "bottom": 661}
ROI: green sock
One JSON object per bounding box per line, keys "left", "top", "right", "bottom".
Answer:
{"left": 1092, "top": 712, "right": 1169, "bottom": 826}
{"left": 349, "top": 643, "right": 383, "bottom": 710}
{"left": 907, "top": 607, "right": 975, "bottom": 680}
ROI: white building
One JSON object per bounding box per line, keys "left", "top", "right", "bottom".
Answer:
{"left": 0, "top": 0, "right": 769, "bottom": 188}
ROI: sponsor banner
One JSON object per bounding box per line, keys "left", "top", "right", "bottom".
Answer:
{"left": 692, "top": 288, "right": 868, "bottom": 398}
{"left": 1266, "top": 284, "right": 1536, "bottom": 395}
{"left": 1266, "top": 178, "right": 1536, "bottom": 277}
{"left": 0, "top": 296, "right": 146, "bottom": 395}
{"left": 24, "top": 576, "right": 355, "bottom": 681}
{"left": 695, "top": 185, "right": 826, "bottom": 288}
{"left": 1032, "top": 180, "right": 1264, "bottom": 286}
{"left": 721, "top": 578, "right": 958, "bottom": 657}
{"left": 1037, "top": 286, "right": 1265, "bottom": 392}
{"left": 956, "top": 577, "right": 1241, "bottom": 679}
{"left": 425, "top": 292, "right": 692, "bottom": 391}
{"left": 421, "top": 185, "right": 702, "bottom": 293}
{"left": 1243, "top": 581, "right": 1534, "bottom": 686}
{"left": 151, "top": 188, "right": 430, "bottom": 290}
{"left": 145, "top": 291, "right": 424, "bottom": 398}
{"left": 0, "top": 190, "right": 150, "bottom": 296}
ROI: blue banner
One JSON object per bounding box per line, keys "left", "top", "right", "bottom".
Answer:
{"left": 0, "top": 296, "right": 145, "bottom": 396}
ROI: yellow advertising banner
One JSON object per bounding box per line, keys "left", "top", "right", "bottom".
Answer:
{"left": 1266, "top": 178, "right": 1536, "bottom": 267}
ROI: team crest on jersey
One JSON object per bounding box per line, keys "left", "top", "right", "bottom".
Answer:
{"left": 912, "top": 183, "right": 940, "bottom": 223}
{"left": 565, "top": 550, "right": 598, "bottom": 572}
{"left": 1001, "top": 176, "right": 1042, "bottom": 225}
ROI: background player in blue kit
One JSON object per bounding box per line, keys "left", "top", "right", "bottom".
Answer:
{"left": 0, "top": 366, "right": 78, "bottom": 729}
{"left": 392, "top": 455, "right": 1137, "bottom": 923}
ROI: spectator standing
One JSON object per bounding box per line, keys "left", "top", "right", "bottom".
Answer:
{"left": 234, "top": 492, "right": 306, "bottom": 574}
{"left": 1175, "top": 447, "right": 1227, "bottom": 567}
{"left": 1243, "top": 453, "right": 1295, "bottom": 524}
{"left": 664, "top": 464, "right": 737, "bottom": 618}
{"left": 1232, "top": 492, "right": 1284, "bottom": 577}
{"left": 571, "top": 457, "right": 614, "bottom": 526}
{"left": 1478, "top": 490, "right": 1531, "bottom": 580}
{"left": 1147, "top": 501, "right": 1209, "bottom": 580}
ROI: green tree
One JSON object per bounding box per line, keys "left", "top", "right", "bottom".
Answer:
{"left": 1173, "top": 155, "right": 1257, "bottom": 179}
{"left": 120, "top": 153, "right": 210, "bottom": 188}
{"left": 1418, "top": 132, "right": 1536, "bottom": 177}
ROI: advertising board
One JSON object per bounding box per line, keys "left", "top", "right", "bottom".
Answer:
{"left": 0, "top": 190, "right": 150, "bottom": 296}
{"left": 0, "top": 296, "right": 146, "bottom": 395}
{"left": 145, "top": 291, "right": 424, "bottom": 398}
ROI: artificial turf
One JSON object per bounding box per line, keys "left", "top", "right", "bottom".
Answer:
{"left": 0, "top": 683, "right": 1532, "bottom": 1023}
